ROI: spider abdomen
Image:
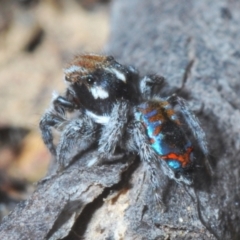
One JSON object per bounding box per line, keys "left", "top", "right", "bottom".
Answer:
{"left": 136, "top": 100, "right": 194, "bottom": 172}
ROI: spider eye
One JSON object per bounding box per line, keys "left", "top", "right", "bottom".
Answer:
{"left": 86, "top": 76, "right": 95, "bottom": 85}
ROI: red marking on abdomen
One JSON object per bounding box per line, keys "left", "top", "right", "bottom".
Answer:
{"left": 162, "top": 147, "right": 193, "bottom": 167}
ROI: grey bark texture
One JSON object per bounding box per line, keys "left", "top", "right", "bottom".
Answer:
{"left": 0, "top": 0, "right": 240, "bottom": 239}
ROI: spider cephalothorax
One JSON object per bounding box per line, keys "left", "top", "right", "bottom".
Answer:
{"left": 64, "top": 54, "right": 139, "bottom": 117}
{"left": 40, "top": 53, "right": 209, "bottom": 202}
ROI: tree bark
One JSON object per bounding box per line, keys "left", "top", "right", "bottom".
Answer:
{"left": 1, "top": 0, "right": 240, "bottom": 239}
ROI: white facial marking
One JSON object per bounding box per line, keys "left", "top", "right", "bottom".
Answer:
{"left": 64, "top": 65, "right": 85, "bottom": 74}
{"left": 90, "top": 86, "right": 109, "bottom": 99}
{"left": 90, "top": 88, "right": 98, "bottom": 99}
{"left": 86, "top": 110, "right": 110, "bottom": 125}
{"left": 105, "top": 67, "right": 126, "bottom": 82}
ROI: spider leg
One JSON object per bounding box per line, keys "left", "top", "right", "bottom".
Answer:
{"left": 56, "top": 116, "right": 97, "bottom": 169}
{"left": 39, "top": 111, "right": 65, "bottom": 156}
{"left": 39, "top": 91, "right": 78, "bottom": 156}
{"left": 95, "top": 100, "right": 131, "bottom": 164}
{"left": 139, "top": 74, "right": 165, "bottom": 100}
{"left": 128, "top": 120, "right": 166, "bottom": 207}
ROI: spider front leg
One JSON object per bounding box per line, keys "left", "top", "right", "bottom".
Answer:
{"left": 88, "top": 100, "right": 131, "bottom": 166}
{"left": 39, "top": 90, "right": 78, "bottom": 156}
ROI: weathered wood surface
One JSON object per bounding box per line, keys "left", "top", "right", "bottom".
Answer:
{"left": 107, "top": 1, "right": 240, "bottom": 239}
{"left": 1, "top": 0, "right": 240, "bottom": 239}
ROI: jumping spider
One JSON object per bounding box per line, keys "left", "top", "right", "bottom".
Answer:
{"left": 40, "top": 54, "right": 209, "bottom": 201}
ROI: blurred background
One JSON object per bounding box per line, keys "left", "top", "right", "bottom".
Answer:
{"left": 0, "top": 0, "right": 110, "bottom": 220}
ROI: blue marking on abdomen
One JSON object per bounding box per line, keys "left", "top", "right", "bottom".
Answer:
{"left": 168, "top": 160, "right": 181, "bottom": 169}
{"left": 142, "top": 112, "right": 184, "bottom": 156}
{"left": 145, "top": 109, "right": 158, "bottom": 118}
{"left": 152, "top": 135, "right": 172, "bottom": 155}
{"left": 144, "top": 117, "right": 162, "bottom": 137}
{"left": 150, "top": 120, "right": 162, "bottom": 127}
